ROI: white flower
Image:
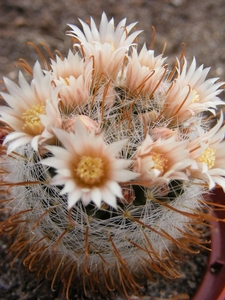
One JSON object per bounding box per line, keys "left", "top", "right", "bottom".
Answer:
{"left": 162, "top": 57, "right": 225, "bottom": 123}
{"left": 0, "top": 62, "right": 62, "bottom": 153}
{"left": 188, "top": 114, "right": 225, "bottom": 191}
{"left": 162, "top": 79, "right": 195, "bottom": 122}
{"left": 42, "top": 119, "right": 139, "bottom": 209}
{"left": 67, "top": 12, "right": 142, "bottom": 81}
{"left": 51, "top": 50, "right": 87, "bottom": 80}
{"left": 63, "top": 115, "right": 99, "bottom": 133}
{"left": 133, "top": 133, "right": 192, "bottom": 186}
{"left": 178, "top": 57, "right": 224, "bottom": 111}
{"left": 67, "top": 12, "right": 142, "bottom": 50}
{"left": 118, "top": 47, "right": 166, "bottom": 97}
{"left": 50, "top": 51, "right": 93, "bottom": 113}
{"left": 77, "top": 42, "right": 129, "bottom": 81}
{"left": 138, "top": 43, "right": 167, "bottom": 70}
{"left": 56, "top": 73, "right": 91, "bottom": 114}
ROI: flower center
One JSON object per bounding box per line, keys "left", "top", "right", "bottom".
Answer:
{"left": 191, "top": 89, "right": 200, "bottom": 103}
{"left": 197, "top": 147, "right": 215, "bottom": 169}
{"left": 75, "top": 156, "right": 105, "bottom": 185}
{"left": 22, "top": 104, "right": 45, "bottom": 135}
{"left": 151, "top": 152, "right": 168, "bottom": 172}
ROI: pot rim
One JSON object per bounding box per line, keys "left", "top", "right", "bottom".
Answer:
{"left": 192, "top": 188, "right": 225, "bottom": 300}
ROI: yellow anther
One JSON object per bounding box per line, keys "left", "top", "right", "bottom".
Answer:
{"left": 22, "top": 104, "right": 45, "bottom": 135}
{"left": 191, "top": 89, "right": 200, "bottom": 103}
{"left": 110, "top": 43, "right": 115, "bottom": 52}
{"left": 197, "top": 147, "right": 216, "bottom": 169}
{"left": 151, "top": 152, "right": 168, "bottom": 172}
{"left": 64, "top": 78, "right": 69, "bottom": 85}
{"left": 75, "top": 156, "right": 105, "bottom": 185}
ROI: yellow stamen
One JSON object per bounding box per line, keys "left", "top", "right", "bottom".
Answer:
{"left": 197, "top": 147, "right": 216, "bottom": 169}
{"left": 64, "top": 78, "right": 69, "bottom": 85}
{"left": 22, "top": 104, "right": 45, "bottom": 135}
{"left": 191, "top": 89, "right": 200, "bottom": 103}
{"left": 110, "top": 43, "right": 115, "bottom": 52}
{"left": 75, "top": 156, "right": 105, "bottom": 185}
{"left": 151, "top": 152, "right": 168, "bottom": 172}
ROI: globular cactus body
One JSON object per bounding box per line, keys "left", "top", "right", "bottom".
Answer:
{"left": 1, "top": 12, "right": 225, "bottom": 299}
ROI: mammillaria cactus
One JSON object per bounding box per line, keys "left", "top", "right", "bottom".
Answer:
{"left": 0, "top": 12, "right": 225, "bottom": 299}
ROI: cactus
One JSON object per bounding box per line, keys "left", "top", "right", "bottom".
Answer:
{"left": 1, "top": 12, "right": 225, "bottom": 299}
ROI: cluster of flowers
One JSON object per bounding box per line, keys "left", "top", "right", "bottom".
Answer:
{"left": 0, "top": 12, "right": 225, "bottom": 298}
{"left": 1, "top": 13, "right": 225, "bottom": 211}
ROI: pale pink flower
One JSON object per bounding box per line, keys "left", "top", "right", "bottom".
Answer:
{"left": 67, "top": 12, "right": 142, "bottom": 51}
{"left": 177, "top": 58, "right": 224, "bottom": 111}
{"left": 133, "top": 133, "right": 192, "bottom": 186}
{"left": 51, "top": 53, "right": 93, "bottom": 113}
{"left": 76, "top": 42, "right": 129, "bottom": 80}
{"left": 67, "top": 12, "right": 142, "bottom": 81}
{"left": 0, "top": 62, "right": 62, "bottom": 153}
{"left": 188, "top": 114, "right": 225, "bottom": 191}
{"left": 138, "top": 43, "right": 166, "bottom": 70}
{"left": 162, "top": 57, "right": 225, "bottom": 123}
{"left": 56, "top": 73, "right": 91, "bottom": 113}
{"left": 150, "top": 127, "right": 177, "bottom": 139}
{"left": 162, "top": 80, "right": 195, "bottom": 122}
{"left": 42, "top": 119, "right": 139, "bottom": 209}
{"left": 51, "top": 50, "right": 86, "bottom": 80}
{"left": 63, "top": 115, "right": 99, "bottom": 133}
{"left": 119, "top": 47, "right": 166, "bottom": 96}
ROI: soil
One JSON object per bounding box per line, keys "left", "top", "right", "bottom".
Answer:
{"left": 1, "top": 0, "right": 225, "bottom": 82}
{"left": 0, "top": 0, "right": 225, "bottom": 299}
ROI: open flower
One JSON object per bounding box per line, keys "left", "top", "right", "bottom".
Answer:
{"left": 67, "top": 12, "right": 142, "bottom": 81}
{"left": 133, "top": 133, "right": 192, "bottom": 186}
{"left": 118, "top": 47, "right": 166, "bottom": 97}
{"left": 51, "top": 52, "right": 93, "bottom": 114}
{"left": 56, "top": 73, "right": 91, "bottom": 114}
{"left": 42, "top": 119, "right": 139, "bottom": 209}
{"left": 162, "top": 80, "right": 195, "bottom": 123}
{"left": 162, "top": 57, "right": 225, "bottom": 123}
{"left": 0, "top": 62, "right": 62, "bottom": 152}
{"left": 51, "top": 50, "right": 86, "bottom": 80}
{"left": 77, "top": 42, "right": 129, "bottom": 81}
{"left": 67, "top": 12, "right": 142, "bottom": 51}
{"left": 177, "top": 57, "right": 224, "bottom": 111}
{"left": 188, "top": 114, "right": 225, "bottom": 191}
{"left": 138, "top": 43, "right": 167, "bottom": 70}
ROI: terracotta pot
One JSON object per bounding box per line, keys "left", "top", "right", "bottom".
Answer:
{"left": 192, "top": 188, "right": 225, "bottom": 300}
